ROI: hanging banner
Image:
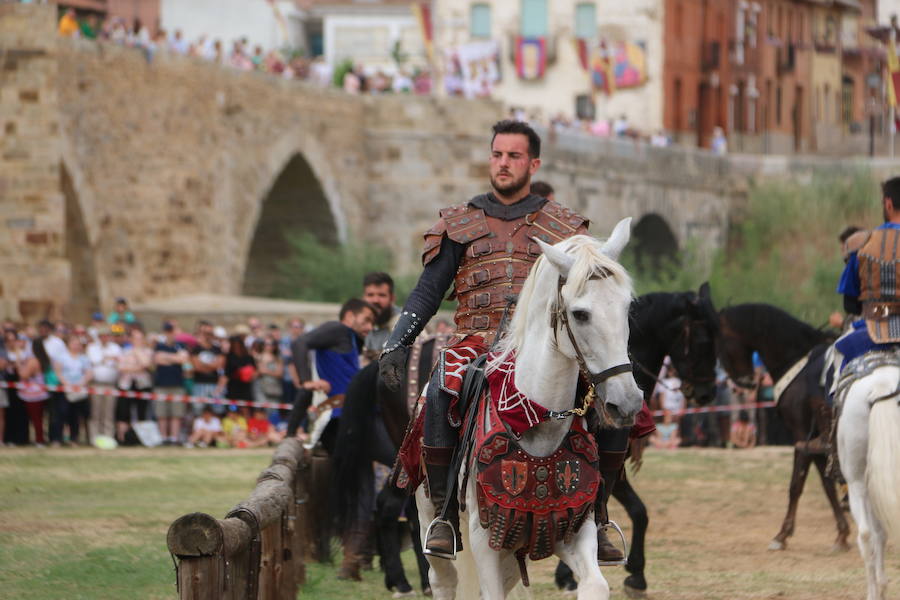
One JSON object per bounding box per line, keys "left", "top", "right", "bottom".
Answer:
{"left": 411, "top": 3, "right": 434, "bottom": 63}
{"left": 574, "top": 38, "right": 590, "bottom": 70}
{"left": 515, "top": 36, "right": 547, "bottom": 80}
{"left": 590, "top": 40, "right": 647, "bottom": 94}
{"left": 444, "top": 40, "right": 502, "bottom": 98}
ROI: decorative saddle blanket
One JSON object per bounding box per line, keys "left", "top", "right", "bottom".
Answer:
{"left": 474, "top": 360, "right": 602, "bottom": 561}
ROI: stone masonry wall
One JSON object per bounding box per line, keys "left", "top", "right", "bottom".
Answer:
{"left": 3, "top": 4, "right": 900, "bottom": 323}
{"left": 0, "top": 4, "right": 68, "bottom": 322}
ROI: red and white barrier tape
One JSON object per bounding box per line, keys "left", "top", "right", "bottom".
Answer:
{"left": 0, "top": 381, "right": 774, "bottom": 419}
{"left": 651, "top": 400, "right": 776, "bottom": 418}
{"left": 0, "top": 381, "right": 294, "bottom": 411}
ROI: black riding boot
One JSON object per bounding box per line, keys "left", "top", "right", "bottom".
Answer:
{"left": 596, "top": 465, "right": 626, "bottom": 563}
{"left": 595, "top": 429, "right": 629, "bottom": 565}
{"left": 423, "top": 446, "right": 461, "bottom": 559}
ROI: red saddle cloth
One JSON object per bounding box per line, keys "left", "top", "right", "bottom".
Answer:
{"left": 474, "top": 374, "right": 602, "bottom": 561}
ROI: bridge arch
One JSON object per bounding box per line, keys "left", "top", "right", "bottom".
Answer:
{"left": 61, "top": 161, "right": 102, "bottom": 321}
{"left": 631, "top": 213, "right": 679, "bottom": 274}
{"left": 240, "top": 130, "right": 348, "bottom": 297}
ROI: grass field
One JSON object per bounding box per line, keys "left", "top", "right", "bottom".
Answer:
{"left": 0, "top": 445, "right": 897, "bottom": 599}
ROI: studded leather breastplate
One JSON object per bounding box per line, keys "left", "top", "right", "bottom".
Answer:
{"left": 858, "top": 228, "right": 900, "bottom": 342}
{"left": 424, "top": 200, "right": 587, "bottom": 345}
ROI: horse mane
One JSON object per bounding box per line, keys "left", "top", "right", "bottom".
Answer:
{"left": 720, "top": 303, "right": 827, "bottom": 351}
{"left": 631, "top": 292, "right": 690, "bottom": 335}
{"left": 488, "top": 234, "right": 633, "bottom": 373}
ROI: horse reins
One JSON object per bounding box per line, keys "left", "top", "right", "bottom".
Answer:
{"left": 549, "top": 272, "right": 633, "bottom": 420}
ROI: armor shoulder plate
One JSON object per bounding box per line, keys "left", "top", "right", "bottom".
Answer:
{"left": 843, "top": 230, "right": 872, "bottom": 259}
{"left": 440, "top": 204, "right": 491, "bottom": 245}
{"left": 422, "top": 218, "right": 448, "bottom": 266}
{"left": 529, "top": 200, "right": 590, "bottom": 244}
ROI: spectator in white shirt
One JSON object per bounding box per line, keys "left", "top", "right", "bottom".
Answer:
{"left": 87, "top": 328, "right": 122, "bottom": 439}
{"left": 186, "top": 407, "right": 224, "bottom": 448}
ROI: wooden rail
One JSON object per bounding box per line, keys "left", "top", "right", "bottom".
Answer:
{"left": 166, "top": 439, "right": 314, "bottom": 599}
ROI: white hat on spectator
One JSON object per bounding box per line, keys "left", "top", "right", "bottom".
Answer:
{"left": 213, "top": 326, "right": 227, "bottom": 339}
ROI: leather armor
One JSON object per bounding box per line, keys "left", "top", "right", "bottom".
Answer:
{"left": 858, "top": 227, "right": 900, "bottom": 342}
{"left": 423, "top": 200, "right": 588, "bottom": 345}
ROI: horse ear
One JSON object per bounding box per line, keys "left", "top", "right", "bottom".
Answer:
{"left": 601, "top": 217, "right": 632, "bottom": 261}
{"left": 699, "top": 282, "right": 711, "bottom": 301}
{"left": 534, "top": 238, "right": 574, "bottom": 278}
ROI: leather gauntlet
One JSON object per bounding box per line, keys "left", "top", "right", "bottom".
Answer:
{"left": 378, "top": 310, "right": 425, "bottom": 392}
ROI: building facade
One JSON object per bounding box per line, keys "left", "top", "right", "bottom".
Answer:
{"left": 432, "top": 0, "right": 664, "bottom": 130}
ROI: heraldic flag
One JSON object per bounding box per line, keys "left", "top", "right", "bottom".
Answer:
{"left": 889, "top": 33, "right": 900, "bottom": 129}
{"left": 515, "top": 36, "right": 547, "bottom": 80}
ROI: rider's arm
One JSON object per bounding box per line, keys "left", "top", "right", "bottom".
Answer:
{"left": 837, "top": 252, "right": 862, "bottom": 316}
{"left": 382, "top": 236, "right": 464, "bottom": 353}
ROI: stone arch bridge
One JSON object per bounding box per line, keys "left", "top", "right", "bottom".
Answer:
{"left": 1, "top": 4, "right": 890, "bottom": 322}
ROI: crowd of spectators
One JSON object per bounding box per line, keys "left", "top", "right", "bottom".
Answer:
{"left": 56, "top": 8, "right": 434, "bottom": 95}
{"left": 0, "top": 297, "right": 303, "bottom": 449}
{"left": 647, "top": 355, "right": 780, "bottom": 451}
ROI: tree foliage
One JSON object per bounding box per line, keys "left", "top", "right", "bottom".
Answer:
{"left": 625, "top": 172, "right": 879, "bottom": 325}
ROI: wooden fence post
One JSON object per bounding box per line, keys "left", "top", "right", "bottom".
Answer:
{"left": 167, "top": 441, "right": 313, "bottom": 600}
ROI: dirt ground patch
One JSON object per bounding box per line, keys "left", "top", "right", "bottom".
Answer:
{"left": 520, "top": 446, "right": 899, "bottom": 600}
{"left": 0, "top": 445, "right": 895, "bottom": 599}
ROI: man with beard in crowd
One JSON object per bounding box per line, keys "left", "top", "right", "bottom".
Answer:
{"left": 362, "top": 272, "right": 400, "bottom": 362}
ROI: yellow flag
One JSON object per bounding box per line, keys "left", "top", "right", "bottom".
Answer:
{"left": 888, "top": 34, "right": 899, "bottom": 108}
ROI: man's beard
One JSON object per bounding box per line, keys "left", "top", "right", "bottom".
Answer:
{"left": 373, "top": 304, "right": 393, "bottom": 327}
{"left": 491, "top": 171, "right": 530, "bottom": 197}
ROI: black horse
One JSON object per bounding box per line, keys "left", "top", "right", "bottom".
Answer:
{"left": 330, "top": 336, "right": 443, "bottom": 596}
{"left": 555, "top": 283, "right": 720, "bottom": 596}
{"left": 716, "top": 303, "right": 850, "bottom": 552}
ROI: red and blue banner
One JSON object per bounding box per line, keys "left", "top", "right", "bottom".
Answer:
{"left": 584, "top": 40, "right": 648, "bottom": 95}
{"left": 515, "top": 36, "right": 547, "bottom": 80}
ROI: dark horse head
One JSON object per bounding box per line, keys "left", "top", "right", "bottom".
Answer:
{"left": 630, "top": 282, "right": 719, "bottom": 405}
{"left": 717, "top": 303, "right": 833, "bottom": 388}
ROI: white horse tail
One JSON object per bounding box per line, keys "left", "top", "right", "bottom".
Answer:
{"left": 866, "top": 387, "right": 900, "bottom": 542}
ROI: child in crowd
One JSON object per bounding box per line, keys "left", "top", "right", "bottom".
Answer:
{"left": 245, "top": 408, "right": 284, "bottom": 447}
{"left": 650, "top": 409, "right": 681, "bottom": 450}
{"left": 730, "top": 411, "right": 757, "bottom": 449}
{"left": 221, "top": 408, "right": 248, "bottom": 447}
{"left": 186, "top": 407, "right": 223, "bottom": 448}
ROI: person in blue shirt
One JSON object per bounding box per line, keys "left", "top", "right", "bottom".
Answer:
{"left": 286, "top": 299, "right": 375, "bottom": 451}
{"left": 106, "top": 297, "right": 136, "bottom": 325}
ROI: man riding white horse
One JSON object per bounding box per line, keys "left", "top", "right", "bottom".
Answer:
{"left": 824, "top": 177, "right": 900, "bottom": 452}
{"left": 378, "top": 119, "right": 654, "bottom": 561}
{"left": 830, "top": 176, "right": 900, "bottom": 600}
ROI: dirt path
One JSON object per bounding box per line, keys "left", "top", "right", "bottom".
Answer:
{"left": 517, "top": 446, "right": 898, "bottom": 600}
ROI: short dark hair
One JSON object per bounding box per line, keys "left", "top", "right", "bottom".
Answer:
{"left": 838, "top": 226, "right": 861, "bottom": 243}
{"left": 883, "top": 177, "right": 900, "bottom": 210}
{"left": 340, "top": 298, "right": 375, "bottom": 320}
{"left": 363, "top": 272, "right": 394, "bottom": 293}
{"left": 530, "top": 180, "right": 554, "bottom": 198}
{"left": 491, "top": 119, "right": 541, "bottom": 158}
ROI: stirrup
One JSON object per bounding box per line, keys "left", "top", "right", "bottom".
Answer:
{"left": 423, "top": 517, "right": 458, "bottom": 560}
{"left": 598, "top": 520, "right": 628, "bottom": 567}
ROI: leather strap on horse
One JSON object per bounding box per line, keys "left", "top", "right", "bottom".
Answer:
{"left": 550, "top": 275, "right": 633, "bottom": 421}
{"left": 442, "top": 353, "right": 489, "bottom": 517}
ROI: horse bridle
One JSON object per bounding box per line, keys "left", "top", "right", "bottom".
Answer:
{"left": 548, "top": 271, "right": 633, "bottom": 420}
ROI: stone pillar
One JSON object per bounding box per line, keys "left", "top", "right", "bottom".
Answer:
{"left": 0, "top": 4, "right": 68, "bottom": 323}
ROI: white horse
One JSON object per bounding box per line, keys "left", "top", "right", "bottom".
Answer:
{"left": 835, "top": 351, "right": 900, "bottom": 600}
{"left": 415, "top": 219, "right": 645, "bottom": 600}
